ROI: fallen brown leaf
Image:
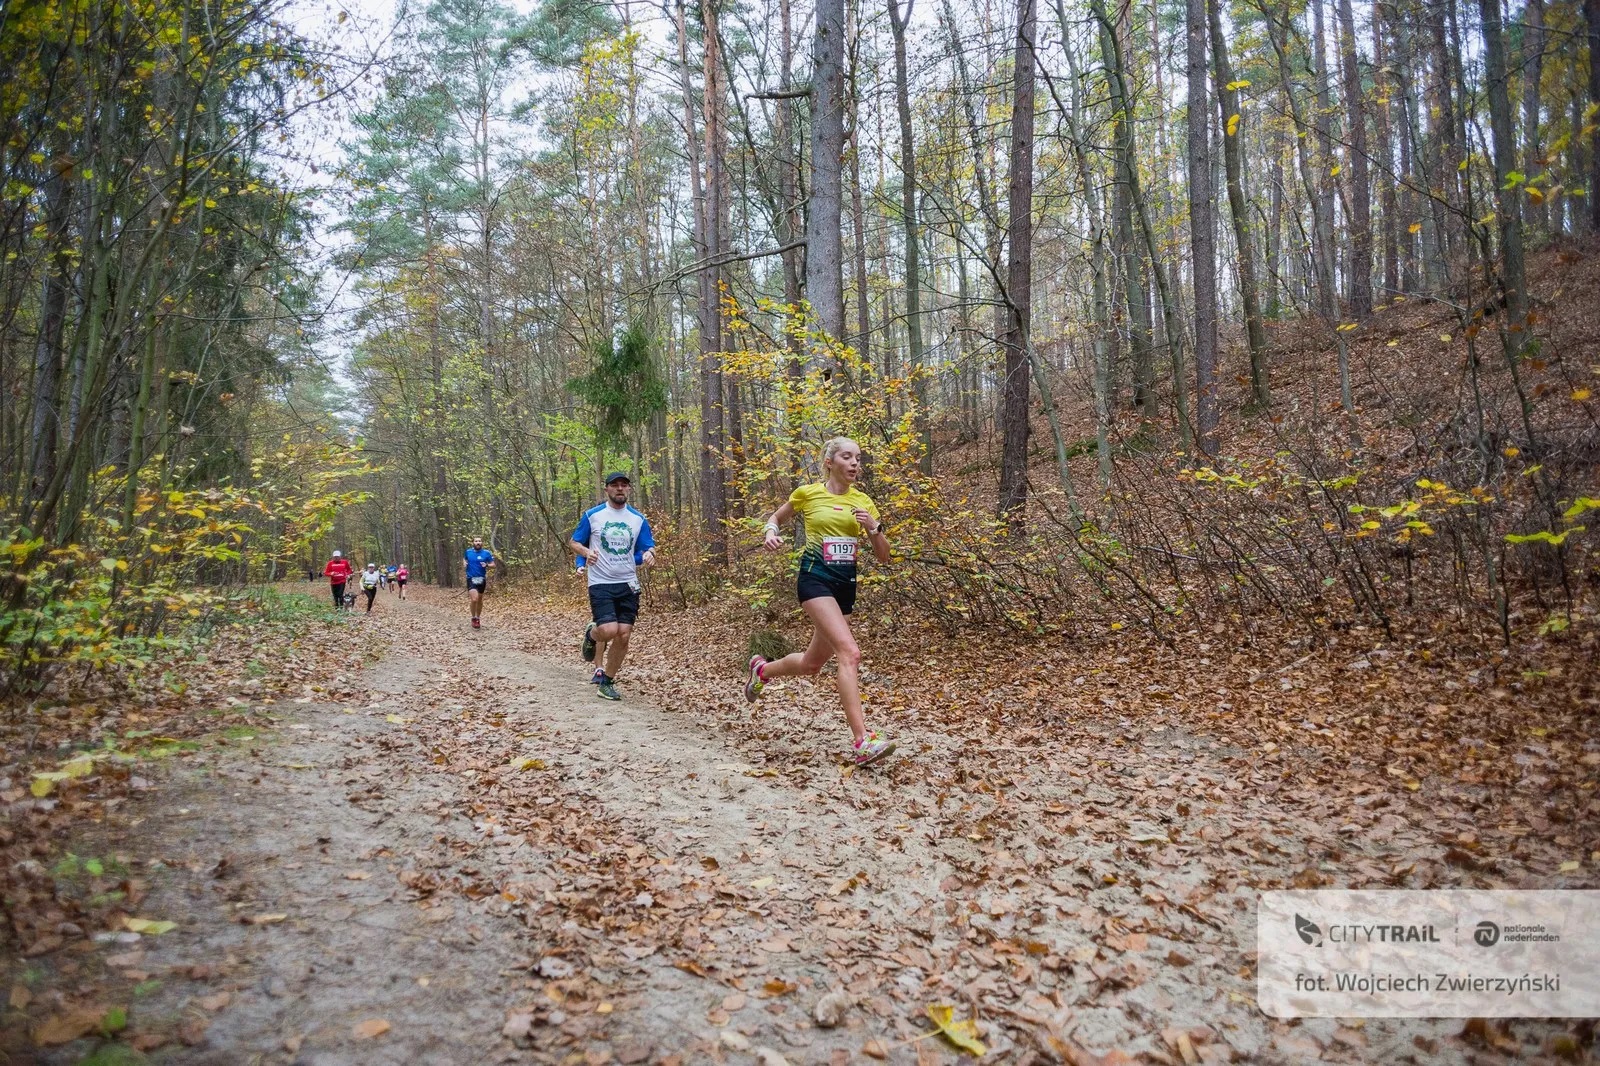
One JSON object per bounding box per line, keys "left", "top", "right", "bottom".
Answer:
{"left": 33, "top": 1008, "right": 102, "bottom": 1046}
{"left": 198, "top": 991, "right": 231, "bottom": 1012}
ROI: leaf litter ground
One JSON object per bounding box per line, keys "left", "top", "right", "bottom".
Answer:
{"left": 3, "top": 582, "right": 1595, "bottom": 1064}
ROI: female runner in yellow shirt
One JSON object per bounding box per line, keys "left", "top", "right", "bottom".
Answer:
{"left": 745, "top": 437, "right": 895, "bottom": 766}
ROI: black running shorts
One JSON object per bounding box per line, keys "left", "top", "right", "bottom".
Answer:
{"left": 797, "top": 572, "right": 857, "bottom": 615}
{"left": 588, "top": 582, "right": 640, "bottom": 626}
{"left": 467, "top": 575, "right": 487, "bottom": 593}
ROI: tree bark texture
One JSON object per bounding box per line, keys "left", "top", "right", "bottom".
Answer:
{"left": 806, "top": 0, "right": 847, "bottom": 346}
{"left": 1477, "top": 0, "right": 1528, "bottom": 347}
{"left": 1336, "top": 0, "right": 1372, "bottom": 316}
{"left": 998, "top": 0, "right": 1036, "bottom": 521}
{"left": 1187, "top": 0, "right": 1220, "bottom": 452}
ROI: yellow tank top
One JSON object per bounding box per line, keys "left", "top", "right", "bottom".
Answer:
{"left": 788, "top": 482, "right": 880, "bottom": 582}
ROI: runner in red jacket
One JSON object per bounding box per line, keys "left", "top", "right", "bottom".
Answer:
{"left": 323, "top": 551, "right": 353, "bottom": 609}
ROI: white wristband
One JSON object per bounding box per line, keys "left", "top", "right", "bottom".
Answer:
{"left": 764, "top": 523, "right": 780, "bottom": 535}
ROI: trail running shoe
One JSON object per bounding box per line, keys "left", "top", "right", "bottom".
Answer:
{"left": 591, "top": 667, "right": 605, "bottom": 685}
{"left": 597, "top": 679, "right": 622, "bottom": 701}
{"left": 745, "top": 656, "right": 767, "bottom": 703}
{"left": 852, "top": 731, "right": 896, "bottom": 767}
{"left": 471, "top": 617, "right": 481, "bottom": 629}
{"left": 581, "top": 622, "right": 596, "bottom": 662}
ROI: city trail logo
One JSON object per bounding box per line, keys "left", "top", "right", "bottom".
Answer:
{"left": 599, "top": 520, "right": 634, "bottom": 557}
{"left": 1292, "top": 914, "right": 1439, "bottom": 946}
{"left": 1474, "top": 921, "right": 1500, "bottom": 947}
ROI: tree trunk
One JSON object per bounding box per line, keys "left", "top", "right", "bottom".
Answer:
{"left": 1586, "top": 0, "right": 1599, "bottom": 231}
{"left": 1055, "top": 1, "right": 1116, "bottom": 484}
{"left": 776, "top": 0, "right": 806, "bottom": 375}
{"left": 1258, "top": 0, "right": 1351, "bottom": 412}
{"left": 1097, "top": 0, "right": 1192, "bottom": 446}
{"left": 425, "top": 212, "right": 454, "bottom": 587}
{"left": 1336, "top": 0, "right": 1372, "bottom": 317}
{"left": 1187, "top": 0, "right": 1219, "bottom": 452}
{"left": 887, "top": 0, "right": 931, "bottom": 474}
{"left": 1394, "top": 7, "right": 1423, "bottom": 290}
{"left": 1522, "top": 0, "right": 1546, "bottom": 236}
{"left": 27, "top": 157, "right": 74, "bottom": 499}
{"left": 1425, "top": 0, "right": 1464, "bottom": 280}
{"left": 1102, "top": 5, "right": 1153, "bottom": 422}
{"left": 807, "top": 0, "right": 847, "bottom": 346}
{"left": 998, "top": 0, "right": 1036, "bottom": 522}
{"left": 1267, "top": 127, "right": 1284, "bottom": 313}
{"left": 1309, "top": 0, "right": 1340, "bottom": 324}
{"left": 939, "top": 0, "right": 1006, "bottom": 417}
{"left": 1372, "top": 0, "right": 1400, "bottom": 297}
{"left": 1478, "top": 0, "right": 1528, "bottom": 348}
{"left": 1206, "top": 0, "right": 1267, "bottom": 408}
{"left": 849, "top": 122, "right": 871, "bottom": 365}
{"left": 699, "top": 0, "right": 729, "bottom": 559}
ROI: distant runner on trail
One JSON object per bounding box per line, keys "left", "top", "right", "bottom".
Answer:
{"left": 745, "top": 437, "right": 895, "bottom": 766}
{"left": 571, "top": 472, "right": 656, "bottom": 701}
{"left": 360, "top": 563, "right": 381, "bottom": 613}
{"left": 464, "top": 536, "right": 495, "bottom": 629}
{"left": 395, "top": 563, "right": 409, "bottom": 600}
{"left": 323, "top": 550, "right": 353, "bottom": 611}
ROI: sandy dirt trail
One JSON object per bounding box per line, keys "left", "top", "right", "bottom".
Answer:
{"left": 23, "top": 586, "right": 1575, "bottom": 1064}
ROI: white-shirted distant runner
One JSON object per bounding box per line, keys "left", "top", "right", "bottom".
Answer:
{"left": 745, "top": 438, "right": 895, "bottom": 766}
{"left": 571, "top": 472, "right": 656, "bottom": 701}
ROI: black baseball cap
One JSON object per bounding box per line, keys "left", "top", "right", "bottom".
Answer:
{"left": 604, "top": 471, "right": 631, "bottom": 485}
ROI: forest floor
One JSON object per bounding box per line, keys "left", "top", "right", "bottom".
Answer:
{"left": 2, "top": 580, "right": 1596, "bottom": 1065}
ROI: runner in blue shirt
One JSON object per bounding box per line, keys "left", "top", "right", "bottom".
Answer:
{"left": 571, "top": 472, "right": 656, "bottom": 700}
{"left": 463, "top": 535, "right": 496, "bottom": 629}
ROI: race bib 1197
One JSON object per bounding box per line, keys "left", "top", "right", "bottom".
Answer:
{"left": 821, "top": 537, "right": 857, "bottom": 565}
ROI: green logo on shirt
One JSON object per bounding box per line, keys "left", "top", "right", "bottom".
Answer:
{"left": 600, "top": 521, "right": 633, "bottom": 557}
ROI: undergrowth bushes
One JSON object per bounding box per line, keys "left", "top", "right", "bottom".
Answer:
{"left": 2, "top": 441, "right": 372, "bottom": 702}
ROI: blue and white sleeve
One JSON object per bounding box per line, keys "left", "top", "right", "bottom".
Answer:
{"left": 634, "top": 519, "right": 655, "bottom": 562}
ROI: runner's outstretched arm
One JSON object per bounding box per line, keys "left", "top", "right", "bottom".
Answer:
{"left": 762, "top": 502, "right": 797, "bottom": 550}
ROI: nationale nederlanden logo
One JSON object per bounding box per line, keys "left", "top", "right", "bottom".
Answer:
{"left": 1474, "top": 921, "right": 1501, "bottom": 946}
